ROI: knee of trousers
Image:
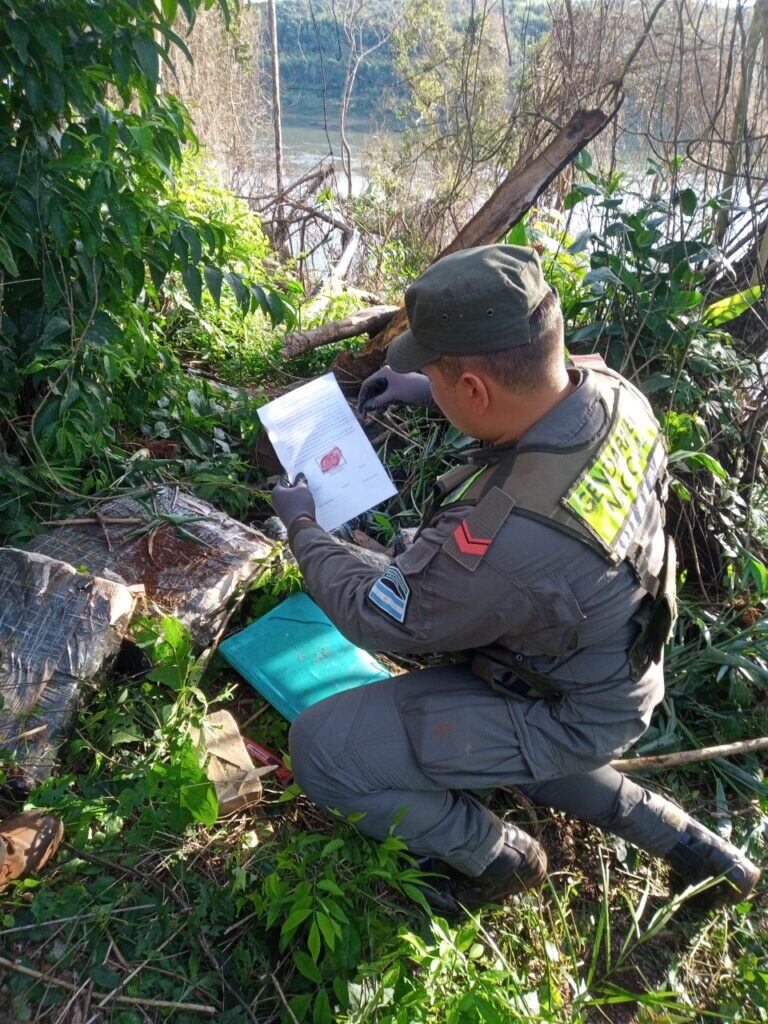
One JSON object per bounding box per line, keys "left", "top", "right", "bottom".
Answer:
{"left": 288, "top": 702, "right": 351, "bottom": 808}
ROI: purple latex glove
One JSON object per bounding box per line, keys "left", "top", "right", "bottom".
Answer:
{"left": 271, "top": 472, "right": 316, "bottom": 532}
{"left": 358, "top": 366, "right": 434, "bottom": 416}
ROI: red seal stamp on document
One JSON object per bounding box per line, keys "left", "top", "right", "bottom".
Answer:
{"left": 318, "top": 447, "right": 345, "bottom": 474}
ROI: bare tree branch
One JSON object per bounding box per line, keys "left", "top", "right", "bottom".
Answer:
{"left": 280, "top": 106, "right": 616, "bottom": 359}
{"left": 281, "top": 304, "right": 400, "bottom": 359}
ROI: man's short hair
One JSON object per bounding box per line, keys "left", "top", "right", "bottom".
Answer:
{"left": 434, "top": 289, "right": 565, "bottom": 392}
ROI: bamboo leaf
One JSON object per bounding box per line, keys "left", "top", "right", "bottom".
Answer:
{"left": 0, "top": 236, "right": 19, "bottom": 277}
{"left": 702, "top": 286, "right": 762, "bottom": 326}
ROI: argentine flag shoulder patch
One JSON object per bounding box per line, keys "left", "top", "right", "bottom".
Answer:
{"left": 368, "top": 566, "right": 411, "bottom": 623}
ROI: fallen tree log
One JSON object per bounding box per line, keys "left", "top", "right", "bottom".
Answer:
{"left": 280, "top": 107, "right": 617, "bottom": 361}
{"left": 438, "top": 109, "right": 612, "bottom": 259}
{"left": 248, "top": 162, "right": 334, "bottom": 214}
{"left": 280, "top": 194, "right": 352, "bottom": 236}
{"left": 305, "top": 226, "right": 361, "bottom": 305}
{"left": 280, "top": 304, "right": 400, "bottom": 360}
{"left": 332, "top": 227, "right": 361, "bottom": 286}
{"left": 367, "top": 107, "right": 617, "bottom": 354}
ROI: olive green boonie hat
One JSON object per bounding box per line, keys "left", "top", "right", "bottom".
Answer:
{"left": 387, "top": 244, "right": 553, "bottom": 373}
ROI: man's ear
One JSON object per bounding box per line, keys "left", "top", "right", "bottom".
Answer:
{"left": 458, "top": 372, "right": 491, "bottom": 414}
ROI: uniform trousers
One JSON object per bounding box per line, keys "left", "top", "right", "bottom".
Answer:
{"left": 289, "top": 664, "right": 686, "bottom": 876}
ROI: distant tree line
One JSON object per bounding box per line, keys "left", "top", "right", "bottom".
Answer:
{"left": 274, "top": 0, "right": 550, "bottom": 124}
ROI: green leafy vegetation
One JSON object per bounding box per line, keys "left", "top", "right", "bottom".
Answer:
{"left": 4, "top": 600, "right": 765, "bottom": 1022}
{"left": 1, "top": 2, "right": 767, "bottom": 1022}
{"left": 4, "top": 162, "right": 767, "bottom": 1019}
{"left": 0, "top": 0, "right": 296, "bottom": 541}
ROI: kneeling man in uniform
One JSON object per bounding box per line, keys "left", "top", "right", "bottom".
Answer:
{"left": 272, "top": 245, "right": 760, "bottom": 915}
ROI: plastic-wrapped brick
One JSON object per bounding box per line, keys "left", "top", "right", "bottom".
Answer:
{"left": 0, "top": 548, "right": 136, "bottom": 793}
{"left": 23, "top": 487, "right": 275, "bottom": 645}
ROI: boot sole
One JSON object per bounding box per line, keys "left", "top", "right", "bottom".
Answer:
{"left": 709, "top": 861, "right": 761, "bottom": 906}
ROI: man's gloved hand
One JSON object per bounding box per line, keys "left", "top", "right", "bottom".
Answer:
{"left": 358, "top": 366, "right": 434, "bottom": 416}
{"left": 271, "top": 472, "right": 316, "bottom": 532}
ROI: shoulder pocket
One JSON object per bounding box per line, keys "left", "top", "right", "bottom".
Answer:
{"left": 395, "top": 536, "right": 441, "bottom": 577}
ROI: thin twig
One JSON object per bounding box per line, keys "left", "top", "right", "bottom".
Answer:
{"left": 62, "top": 843, "right": 192, "bottom": 913}
{"left": 607, "top": 0, "right": 668, "bottom": 100}
{"left": 0, "top": 904, "right": 156, "bottom": 936}
{"left": 83, "top": 923, "right": 187, "bottom": 1023}
{"left": 39, "top": 517, "right": 143, "bottom": 527}
{"left": 62, "top": 843, "right": 259, "bottom": 1023}
{"left": 612, "top": 735, "right": 768, "bottom": 772}
{"left": 11, "top": 723, "right": 47, "bottom": 742}
{"left": 52, "top": 977, "right": 93, "bottom": 1024}
{"left": 371, "top": 410, "right": 419, "bottom": 445}
{"left": 240, "top": 702, "right": 270, "bottom": 730}
{"left": 187, "top": 580, "right": 254, "bottom": 687}
{"left": 0, "top": 956, "right": 217, "bottom": 1015}
{"left": 96, "top": 511, "right": 113, "bottom": 552}
{"left": 270, "top": 971, "right": 301, "bottom": 1024}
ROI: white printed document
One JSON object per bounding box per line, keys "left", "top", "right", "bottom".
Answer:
{"left": 257, "top": 372, "right": 397, "bottom": 532}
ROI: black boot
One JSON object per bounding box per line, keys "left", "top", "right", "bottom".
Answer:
{"left": 420, "top": 822, "right": 547, "bottom": 917}
{"left": 665, "top": 818, "right": 761, "bottom": 905}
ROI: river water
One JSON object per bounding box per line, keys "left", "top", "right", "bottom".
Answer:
{"left": 278, "top": 115, "right": 763, "bottom": 287}
{"left": 281, "top": 113, "right": 379, "bottom": 193}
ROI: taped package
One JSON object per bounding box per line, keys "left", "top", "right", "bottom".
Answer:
{"left": 24, "top": 487, "right": 274, "bottom": 645}
{"left": 0, "top": 548, "right": 136, "bottom": 793}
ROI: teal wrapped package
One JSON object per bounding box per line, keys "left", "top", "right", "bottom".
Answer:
{"left": 219, "top": 592, "right": 390, "bottom": 721}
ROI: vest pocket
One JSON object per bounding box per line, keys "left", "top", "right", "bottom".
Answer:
{"left": 508, "top": 572, "right": 587, "bottom": 660}
{"left": 628, "top": 536, "right": 677, "bottom": 679}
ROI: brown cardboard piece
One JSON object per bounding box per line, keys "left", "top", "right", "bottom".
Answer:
{"left": 191, "top": 710, "right": 272, "bottom": 816}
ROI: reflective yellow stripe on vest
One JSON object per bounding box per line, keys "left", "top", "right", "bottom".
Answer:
{"left": 566, "top": 405, "right": 660, "bottom": 559}
{"left": 441, "top": 465, "right": 489, "bottom": 506}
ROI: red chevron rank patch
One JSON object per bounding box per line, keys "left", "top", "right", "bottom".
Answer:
{"left": 453, "top": 520, "right": 491, "bottom": 555}
{"left": 443, "top": 486, "right": 516, "bottom": 571}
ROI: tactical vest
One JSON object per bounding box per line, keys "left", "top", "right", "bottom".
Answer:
{"left": 421, "top": 366, "right": 677, "bottom": 692}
